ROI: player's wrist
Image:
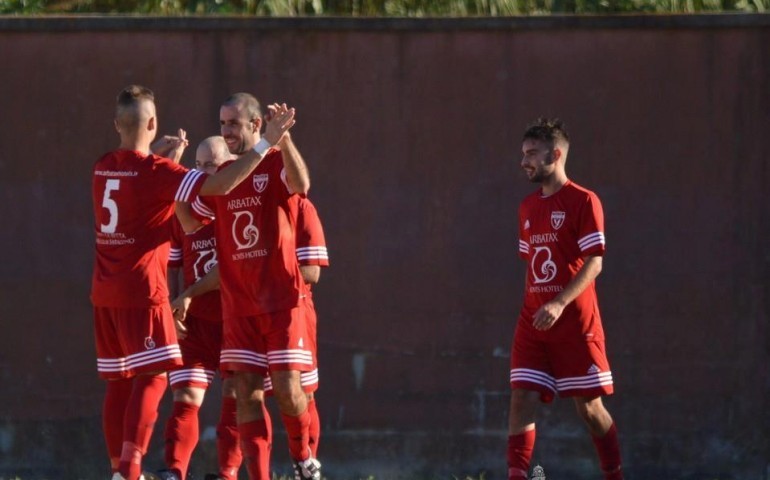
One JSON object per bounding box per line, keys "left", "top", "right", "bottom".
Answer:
{"left": 252, "top": 138, "right": 271, "bottom": 157}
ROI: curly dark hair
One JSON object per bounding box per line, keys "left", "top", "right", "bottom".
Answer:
{"left": 523, "top": 118, "right": 570, "bottom": 148}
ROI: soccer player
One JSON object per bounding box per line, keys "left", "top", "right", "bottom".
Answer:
{"left": 176, "top": 93, "right": 319, "bottom": 480}
{"left": 158, "top": 136, "right": 241, "bottom": 480}
{"left": 507, "top": 118, "right": 623, "bottom": 480}
{"left": 91, "top": 85, "right": 294, "bottom": 480}
{"left": 263, "top": 197, "right": 330, "bottom": 459}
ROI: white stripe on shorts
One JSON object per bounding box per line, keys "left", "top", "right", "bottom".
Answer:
{"left": 262, "top": 369, "right": 318, "bottom": 393}
{"left": 97, "top": 345, "right": 181, "bottom": 373}
{"left": 169, "top": 367, "right": 216, "bottom": 386}
{"left": 220, "top": 349, "right": 268, "bottom": 368}
{"left": 510, "top": 368, "right": 557, "bottom": 393}
{"left": 556, "top": 371, "right": 613, "bottom": 392}
{"left": 267, "top": 349, "right": 313, "bottom": 366}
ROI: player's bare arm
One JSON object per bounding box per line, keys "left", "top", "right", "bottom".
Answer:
{"left": 267, "top": 103, "right": 310, "bottom": 194}
{"left": 299, "top": 265, "right": 321, "bottom": 285}
{"left": 199, "top": 106, "right": 296, "bottom": 196}
{"left": 174, "top": 201, "right": 205, "bottom": 235}
{"left": 168, "top": 266, "right": 184, "bottom": 299}
{"left": 279, "top": 132, "right": 311, "bottom": 195}
{"left": 171, "top": 264, "right": 221, "bottom": 338}
{"left": 532, "top": 255, "right": 603, "bottom": 331}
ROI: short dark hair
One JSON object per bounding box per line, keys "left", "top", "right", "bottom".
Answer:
{"left": 222, "top": 92, "right": 262, "bottom": 123}
{"left": 523, "top": 118, "right": 570, "bottom": 148}
{"left": 117, "top": 84, "right": 154, "bottom": 107}
{"left": 115, "top": 85, "right": 155, "bottom": 129}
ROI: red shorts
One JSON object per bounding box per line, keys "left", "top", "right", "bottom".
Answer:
{"left": 220, "top": 302, "right": 313, "bottom": 376}
{"left": 265, "top": 298, "right": 318, "bottom": 395}
{"left": 168, "top": 314, "right": 223, "bottom": 389}
{"left": 94, "top": 305, "right": 182, "bottom": 380}
{"left": 509, "top": 325, "right": 614, "bottom": 403}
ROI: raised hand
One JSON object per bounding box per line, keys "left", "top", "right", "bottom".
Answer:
{"left": 151, "top": 128, "right": 189, "bottom": 163}
{"left": 263, "top": 103, "right": 295, "bottom": 146}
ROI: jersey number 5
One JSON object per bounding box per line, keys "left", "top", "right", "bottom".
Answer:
{"left": 101, "top": 179, "right": 120, "bottom": 233}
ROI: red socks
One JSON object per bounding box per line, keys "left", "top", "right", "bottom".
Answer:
{"left": 239, "top": 405, "right": 272, "bottom": 480}
{"left": 164, "top": 400, "right": 201, "bottom": 479}
{"left": 592, "top": 422, "right": 623, "bottom": 480}
{"left": 281, "top": 410, "right": 311, "bottom": 461}
{"left": 103, "top": 378, "right": 133, "bottom": 472}
{"left": 217, "top": 396, "right": 242, "bottom": 479}
{"left": 307, "top": 399, "right": 320, "bottom": 458}
{"left": 507, "top": 429, "right": 536, "bottom": 480}
{"left": 118, "top": 374, "right": 168, "bottom": 480}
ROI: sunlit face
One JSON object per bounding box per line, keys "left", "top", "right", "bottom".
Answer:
{"left": 521, "top": 138, "right": 556, "bottom": 183}
{"left": 194, "top": 152, "right": 220, "bottom": 175}
{"left": 195, "top": 156, "right": 218, "bottom": 175}
{"left": 219, "top": 104, "right": 260, "bottom": 155}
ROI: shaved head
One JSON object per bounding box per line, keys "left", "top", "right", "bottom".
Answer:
{"left": 115, "top": 85, "right": 156, "bottom": 132}
{"left": 195, "top": 136, "right": 234, "bottom": 174}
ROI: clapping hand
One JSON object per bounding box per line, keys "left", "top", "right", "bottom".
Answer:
{"left": 263, "top": 103, "right": 295, "bottom": 146}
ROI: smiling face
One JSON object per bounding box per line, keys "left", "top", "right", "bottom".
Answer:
{"left": 219, "top": 102, "right": 261, "bottom": 155}
{"left": 521, "top": 138, "right": 557, "bottom": 184}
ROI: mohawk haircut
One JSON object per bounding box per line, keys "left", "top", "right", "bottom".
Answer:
{"left": 523, "top": 118, "right": 570, "bottom": 148}
{"left": 115, "top": 85, "right": 155, "bottom": 130}
{"left": 222, "top": 92, "right": 262, "bottom": 123}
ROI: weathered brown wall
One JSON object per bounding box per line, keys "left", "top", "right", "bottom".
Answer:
{"left": 0, "top": 15, "right": 769, "bottom": 479}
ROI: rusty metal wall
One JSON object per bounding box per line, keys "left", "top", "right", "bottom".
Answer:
{"left": 0, "top": 16, "right": 769, "bottom": 479}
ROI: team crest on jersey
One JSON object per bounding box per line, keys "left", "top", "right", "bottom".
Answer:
{"left": 253, "top": 173, "right": 269, "bottom": 193}
{"left": 550, "top": 211, "right": 565, "bottom": 230}
{"left": 144, "top": 337, "right": 156, "bottom": 350}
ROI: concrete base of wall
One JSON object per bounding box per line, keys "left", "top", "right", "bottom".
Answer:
{"left": 0, "top": 417, "right": 766, "bottom": 480}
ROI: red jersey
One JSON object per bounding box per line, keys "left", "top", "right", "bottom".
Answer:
{"left": 191, "top": 150, "right": 307, "bottom": 317}
{"left": 169, "top": 217, "right": 222, "bottom": 322}
{"left": 517, "top": 181, "right": 606, "bottom": 340}
{"left": 296, "top": 198, "right": 330, "bottom": 270}
{"left": 91, "top": 149, "right": 206, "bottom": 308}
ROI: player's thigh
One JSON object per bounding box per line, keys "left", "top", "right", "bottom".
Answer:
{"left": 263, "top": 306, "right": 313, "bottom": 372}
{"left": 233, "top": 370, "right": 265, "bottom": 403}
{"left": 548, "top": 340, "right": 614, "bottom": 399}
{"left": 94, "top": 305, "right": 181, "bottom": 379}
{"left": 220, "top": 315, "right": 268, "bottom": 376}
{"left": 509, "top": 325, "right": 557, "bottom": 403}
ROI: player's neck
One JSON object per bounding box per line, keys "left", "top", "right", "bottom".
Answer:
{"left": 541, "top": 171, "right": 569, "bottom": 196}
{"left": 118, "top": 135, "right": 151, "bottom": 155}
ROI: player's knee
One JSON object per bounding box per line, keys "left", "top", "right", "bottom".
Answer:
{"left": 574, "top": 396, "right": 606, "bottom": 421}
{"left": 221, "top": 379, "right": 238, "bottom": 399}
{"left": 172, "top": 386, "right": 205, "bottom": 406}
{"left": 510, "top": 389, "right": 540, "bottom": 411}
{"left": 273, "top": 384, "right": 306, "bottom": 414}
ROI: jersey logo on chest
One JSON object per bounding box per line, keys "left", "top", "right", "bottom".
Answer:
{"left": 551, "top": 211, "right": 565, "bottom": 230}
{"left": 253, "top": 173, "right": 269, "bottom": 193}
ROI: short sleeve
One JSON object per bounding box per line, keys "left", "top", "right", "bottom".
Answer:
{"left": 168, "top": 217, "right": 184, "bottom": 268}
{"left": 576, "top": 192, "right": 606, "bottom": 256}
{"left": 152, "top": 155, "right": 207, "bottom": 203}
{"left": 191, "top": 195, "right": 216, "bottom": 222}
{"left": 518, "top": 203, "right": 530, "bottom": 260}
{"left": 296, "top": 199, "right": 329, "bottom": 266}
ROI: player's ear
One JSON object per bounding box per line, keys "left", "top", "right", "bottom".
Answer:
{"left": 551, "top": 147, "right": 563, "bottom": 164}
{"left": 114, "top": 119, "right": 120, "bottom": 134}
{"left": 147, "top": 116, "right": 156, "bottom": 132}
{"left": 252, "top": 117, "right": 262, "bottom": 134}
